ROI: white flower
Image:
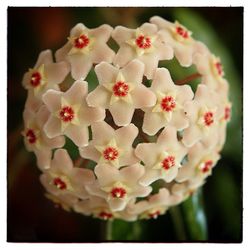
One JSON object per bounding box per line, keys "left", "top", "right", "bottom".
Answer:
{"left": 79, "top": 121, "right": 139, "bottom": 168}
{"left": 176, "top": 142, "right": 220, "bottom": 183}
{"left": 112, "top": 22, "right": 173, "bottom": 79}
{"left": 22, "top": 50, "right": 69, "bottom": 98}
{"left": 128, "top": 188, "right": 178, "bottom": 219}
{"left": 40, "top": 149, "right": 95, "bottom": 200}
{"left": 22, "top": 105, "right": 65, "bottom": 170}
{"left": 182, "top": 84, "right": 221, "bottom": 148}
{"left": 42, "top": 80, "right": 105, "bottom": 147}
{"left": 142, "top": 68, "right": 194, "bottom": 135}
{"left": 150, "top": 16, "right": 208, "bottom": 67}
{"left": 135, "top": 126, "right": 187, "bottom": 185}
{"left": 86, "top": 163, "right": 152, "bottom": 211}
{"left": 86, "top": 59, "right": 156, "bottom": 126}
{"left": 55, "top": 23, "right": 115, "bottom": 80}
{"left": 74, "top": 196, "right": 137, "bottom": 221}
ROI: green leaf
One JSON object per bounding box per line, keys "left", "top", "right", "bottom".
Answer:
{"left": 181, "top": 188, "right": 208, "bottom": 241}
{"left": 105, "top": 219, "right": 144, "bottom": 241}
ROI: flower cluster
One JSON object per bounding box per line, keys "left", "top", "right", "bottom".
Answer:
{"left": 22, "top": 16, "right": 231, "bottom": 221}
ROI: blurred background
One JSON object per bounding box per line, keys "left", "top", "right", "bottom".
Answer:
{"left": 7, "top": 7, "right": 243, "bottom": 242}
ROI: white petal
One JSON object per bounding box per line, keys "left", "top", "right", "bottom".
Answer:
{"left": 175, "top": 164, "right": 193, "bottom": 182}
{"left": 119, "top": 148, "right": 139, "bottom": 166}
{"left": 44, "top": 116, "right": 62, "bottom": 138}
{"left": 42, "top": 89, "right": 62, "bottom": 113}
{"left": 162, "top": 167, "right": 179, "bottom": 183}
{"left": 89, "top": 24, "right": 113, "bottom": 42}
{"left": 69, "top": 54, "right": 92, "bottom": 80}
{"left": 109, "top": 198, "right": 127, "bottom": 212}
{"left": 170, "top": 110, "right": 189, "bottom": 130}
{"left": 115, "top": 124, "right": 138, "bottom": 148}
{"left": 95, "top": 164, "right": 120, "bottom": 187}
{"left": 46, "top": 61, "right": 70, "bottom": 85}
{"left": 55, "top": 42, "right": 71, "bottom": 62}
{"left": 139, "top": 169, "right": 160, "bottom": 186}
{"left": 131, "top": 85, "right": 156, "bottom": 108}
{"left": 132, "top": 186, "right": 152, "bottom": 198}
{"left": 174, "top": 44, "right": 193, "bottom": 67}
{"left": 34, "top": 50, "right": 53, "bottom": 68}
{"left": 79, "top": 145, "right": 100, "bottom": 162}
{"left": 71, "top": 168, "right": 95, "bottom": 186}
{"left": 135, "top": 143, "right": 159, "bottom": 166}
{"left": 113, "top": 45, "right": 135, "bottom": 68}
{"left": 140, "top": 23, "right": 158, "bottom": 35}
{"left": 109, "top": 102, "right": 134, "bottom": 126}
{"left": 86, "top": 85, "right": 110, "bottom": 108}
{"left": 34, "top": 149, "right": 51, "bottom": 171}
{"left": 151, "top": 68, "right": 175, "bottom": 91}
{"left": 81, "top": 105, "right": 105, "bottom": 125}
{"left": 182, "top": 125, "right": 202, "bottom": 147}
{"left": 91, "top": 43, "right": 115, "bottom": 64}
{"left": 64, "top": 80, "right": 88, "bottom": 104}
{"left": 120, "top": 164, "right": 145, "bottom": 184}
{"left": 70, "top": 23, "right": 87, "bottom": 37}
{"left": 112, "top": 26, "right": 134, "bottom": 45}
{"left": 142, "top": 112, "right": 167, "bottom": 136}
{"left": 53, "top": 148, "right": 73, "bottom": 174}
{"left": 121, "top": 59, "right": 144, "bottom": 85}
{"left": 140, "top": 53, "right": 159, "bottom": 79}
{"left": 64, "top": 125, "right": 89, "bottom": 147}
{"left": 91, "top": 121, "right": 115, "bottom": 144}
{"left": 95, "top": 62, "right": 119, "bottom": 84}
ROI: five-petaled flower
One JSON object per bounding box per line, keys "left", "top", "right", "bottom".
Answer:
{"left": 193, "top": 52, "right": 228, "bottom": 91}
{"left": 112, "top": 22, "right": 173, "bottom": 79}
{"left": 55, "top": 23, "right": 115, "bottom": 80}
{"left": 128, "top": 188, "right": 178, "bottom": 219}
{"left": 40, "top": 149, "right": 95, "bottom": 200}
{"left": 135, "top": 126, "right": 187, "bottom": 186}
{"left": 142, "top": 68, "right": 194, "bottom": 135}
{"left": 150, "top": 16, "right": 208, "bottom": 67}
{"left": 80, "top": 121, "right": 139, "bottom": 168}
{"left": 86, "top": 163, "right": 152, "bottom": 211}
{"left": 182, "top": 84, "right": 221, "bottom": 148}
{"left": 86, "top": 59, "right": 156, "bottom": 126}
{"left": 176, "top": 142, "right": 220, "bottom": 183}
{"left": 42, "top": 80, "right": 105, "bottom": 147}
{"left": 22, "top": 105, "right": 65, "bottom": 170}
{"left": 74, "top": 196, "right": 137, "bottom": 221}
{"left": 22, "top": 50, "right": 70, "bottom": 99}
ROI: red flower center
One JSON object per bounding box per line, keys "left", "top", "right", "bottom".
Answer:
{"left": 99, "top": 211, "right": 113, "bottom": 220}
{"left": 111, "top": 187, "right": 127, "bottom": 198}
{"left": 113, "top": 81, "right": 129, "bottom": 97}
{"left": 30, "top": 72, "right": 42, "bottom": 87}
{"left": 103, "top": 147, "right": 119, "bottom": 161}
{"left": 176, "top": 26, "right": 189, "bottom": 39}
{"left": 215, "top": 61, "right": 224, "bottom": 76}
{"left": 26, "top": 129, "right": 37, "bottom": 144}
{"left": 204, "top": 111, "right": 214, "bottom": 126}
{"left": 161, "top": 156, "right": 175, "bottom": 170}
{"left": 161, "top": 96, "right": 176, "bottom": 112}
{"left": 201, "top": 160, "right": 213, "bottom": 173}
{"left": 53, "top": 177, "right": 67, "bottom": 190}
{"left": 59, "top": 106, "right": 75, "bottom": 122}
{"left": 135, "top": 35, "right": 151, "bottom": 49}
{"left": 224, "top": 106, "right": 231, "bottom": 121}
{"left": 148, "top": 210, "right": 161, "bottom": 219}
{"left": 74, "top": 34, "right": 90, "bottom": 49}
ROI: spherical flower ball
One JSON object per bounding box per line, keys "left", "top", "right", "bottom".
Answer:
{"left": 22, "top": 16, "right": 231, "bottom": 221}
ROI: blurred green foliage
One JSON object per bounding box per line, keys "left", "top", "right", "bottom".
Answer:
{"left": 8, "top": 7, "right": 242, "bottom": 242}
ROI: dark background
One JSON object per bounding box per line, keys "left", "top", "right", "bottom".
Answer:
{"left": 7, "top": 7, "right": 243, "bottom": 242}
